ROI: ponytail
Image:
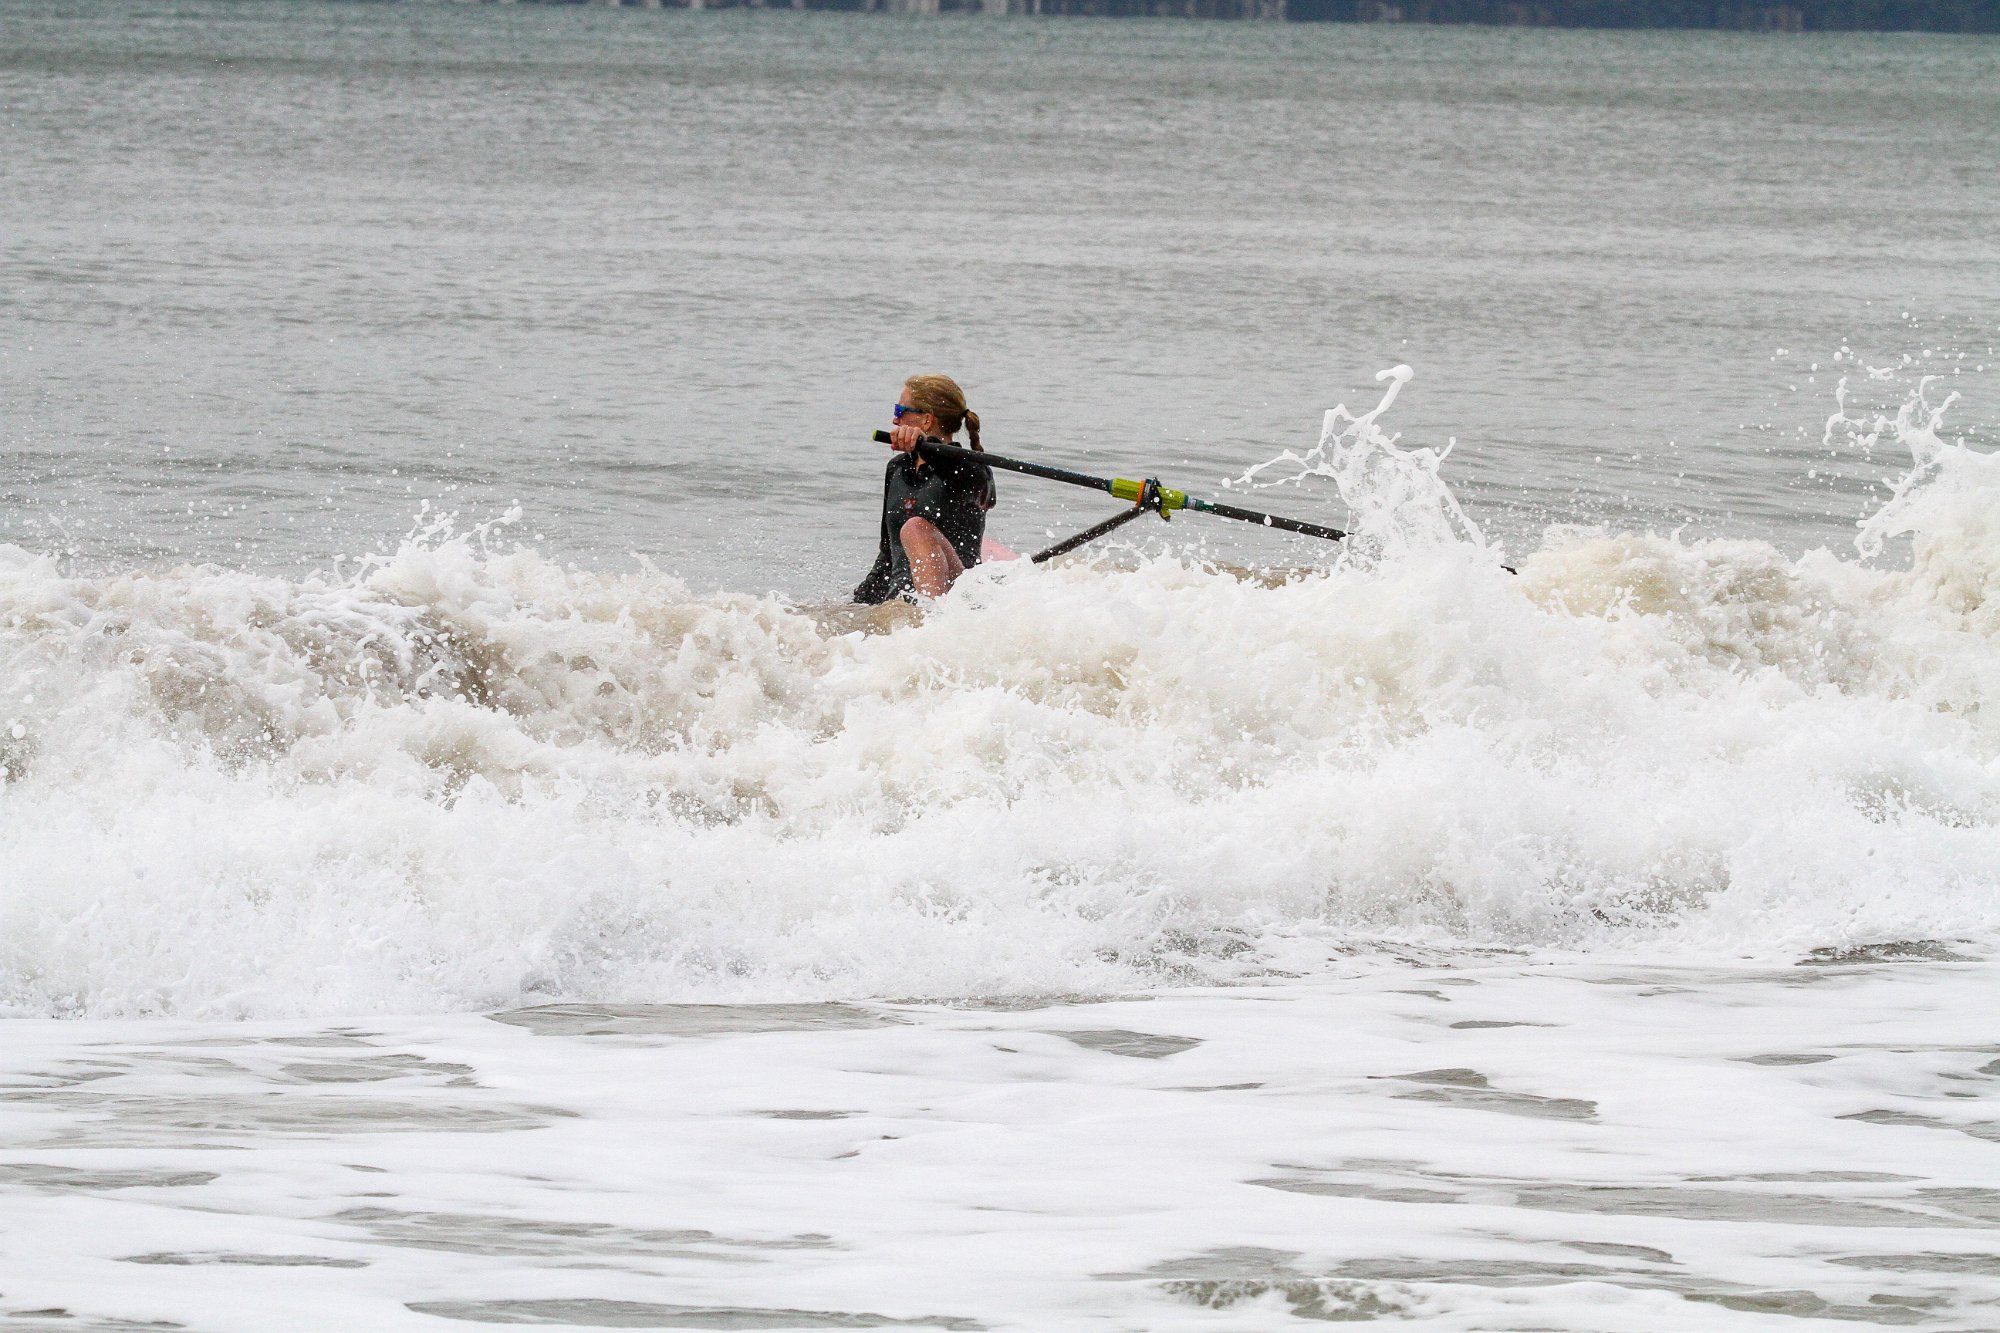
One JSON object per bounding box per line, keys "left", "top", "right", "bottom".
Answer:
{"left": 903, "top": 373, "right": 982, "bottom": 450}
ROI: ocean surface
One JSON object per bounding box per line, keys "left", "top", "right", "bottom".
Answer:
{"left": 4, "top": 2, "right": 2000, "bottom": 1329}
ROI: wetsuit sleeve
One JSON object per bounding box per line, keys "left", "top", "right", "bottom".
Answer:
{"left": 917, "top": 445, "right": 997, "bottom": 510}
{"left": 851, "top": 462, "right": 899, "bottom": 604}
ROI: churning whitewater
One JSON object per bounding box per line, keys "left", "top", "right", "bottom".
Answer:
{"left": 3, "top": 378, "right": 1996, "bottom": 1020}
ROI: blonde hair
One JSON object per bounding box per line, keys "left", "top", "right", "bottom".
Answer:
{"left": 903, "top": 373, "right": 982, "bottom": 452}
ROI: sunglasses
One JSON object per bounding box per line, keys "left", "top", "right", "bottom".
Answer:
{"left": 892, "top": 403, "right": 927, "bottom": 421}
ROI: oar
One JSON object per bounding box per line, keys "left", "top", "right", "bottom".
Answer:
{"left": 870, "top": 431, "right": 1347, "bottom": 545}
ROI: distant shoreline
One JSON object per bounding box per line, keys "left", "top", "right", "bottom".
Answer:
{"left": 501, "top": 0, "right": 1999, "bottom": 31}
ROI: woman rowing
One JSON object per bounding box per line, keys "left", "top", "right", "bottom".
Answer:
{"left": 852, "top": 373, "right": 996, "bottom": 603}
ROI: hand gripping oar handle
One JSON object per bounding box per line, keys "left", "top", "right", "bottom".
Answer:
{"left": 870, "top": 431, "right": 1347, "bottom": 545}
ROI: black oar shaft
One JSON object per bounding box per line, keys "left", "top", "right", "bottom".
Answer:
{"left": 1184, "top": 498, "right": 1348, "bottom": 544}
{"left": 1030, "top": 505, "right": 1149, "bottom": 564}
{"left": 872, "top": 430, "right": 1115, "bottom": 495}
{"left": 872, "top": 431, "right": 1346, "bottom": 546}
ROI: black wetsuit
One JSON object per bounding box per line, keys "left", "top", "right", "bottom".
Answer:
{"left": 852, "top": 445, "right": 996, "bottom": 604}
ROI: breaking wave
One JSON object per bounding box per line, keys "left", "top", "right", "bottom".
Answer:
{"left": 3, "top": 376, "right": 1996, "bottom": 1019}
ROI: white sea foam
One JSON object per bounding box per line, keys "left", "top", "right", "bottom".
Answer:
{"left": 8, "top": 963, "right": 2000, "bottom": 1332}
{"left": 2, "top": 384, "right": 1996, "bottom": 1020}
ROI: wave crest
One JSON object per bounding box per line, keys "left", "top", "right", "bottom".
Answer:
{"left": 2, "top": 382, "right": 1996, "bottom": 1018}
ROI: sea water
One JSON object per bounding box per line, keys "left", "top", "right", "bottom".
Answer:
{"left": 3, "top": 3, "right": 1999, "bottom": 1329}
